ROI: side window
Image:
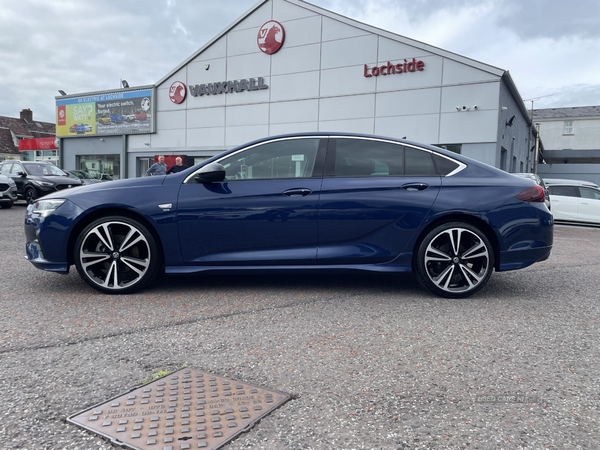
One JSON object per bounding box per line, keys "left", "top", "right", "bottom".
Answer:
{"left": 218, "top": 138, "right": 320, "bottom": 180}
{"left": 405, "top": 147, "right": 436, "bottom": 176}
{"left": 548, "top": 185, "right": 580, "bottom": 197}
{"left": 332, "top": 139, "right": 437, "bottom": 177}
{"left": 10, "top": 164, "right": 23, "bottom": 175}
{"left": 432, "top": 154, "right": 461, "bottom": 176}
{"left": 0, "top": 164, "right": 12, "bottom": 175}
{"left": 333, "top": 139, "right": 404, "bottom": 177}
{"left": 579, "top": 187, "right": 600, "bottom": 200}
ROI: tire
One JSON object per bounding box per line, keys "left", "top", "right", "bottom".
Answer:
{"left": 0, "top": 201, "right": 13, "bottom": 209}
{"left": 414, "top": 222, "right": 494, "bottom": 299}
{"left": 74, "top": 216, "right": 161, "bottom": 294}
{"left": 24, "top": 187, "right": 38, "bottom": 204}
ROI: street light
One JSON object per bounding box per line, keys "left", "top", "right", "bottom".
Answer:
{"left": 58, "top": 90, "right": 67, "bottom": 96}
{"left": 121, "top": 79, "right": 129, "bottom": 88}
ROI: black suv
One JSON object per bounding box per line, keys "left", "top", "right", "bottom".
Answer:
{"left": 0, "top": 161, "right": 83, "bottom": 204}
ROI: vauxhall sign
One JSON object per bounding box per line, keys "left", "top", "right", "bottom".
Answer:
{"left": 189, "top": 77, "right": 268, "bottom": 97}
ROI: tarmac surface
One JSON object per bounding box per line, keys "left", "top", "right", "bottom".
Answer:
{"left": 1, "top": 202, "right": 599, "bottom": 449}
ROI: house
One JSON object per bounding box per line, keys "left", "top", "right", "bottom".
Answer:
{"left": 0, "top": 109, "right": 56, "bottom": 161}
{"left": 533, "top": 106, "right": 600, "bottom": 185}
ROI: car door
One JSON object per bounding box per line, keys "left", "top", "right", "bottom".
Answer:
{"left": 5, "top": 162, "right": 27, "bottom": 195}
{"left": 317, "top": 137, "right": 441, "bottom": 265}
{"left": 547, "top": 185, "right": 580, "bottom": 221}
{"left": 576, "top": 186, "right": 600, "bottom": 223}
{"left": 176, "top": 137, "right": 326, "bottom": 265}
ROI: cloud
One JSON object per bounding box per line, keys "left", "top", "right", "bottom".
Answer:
{"left": 0, "top": 0, "right": 599, "bottom": 123}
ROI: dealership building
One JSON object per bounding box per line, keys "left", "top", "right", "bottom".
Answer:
{"left": 56, "top": 0, "right": 538, "bottom": 179}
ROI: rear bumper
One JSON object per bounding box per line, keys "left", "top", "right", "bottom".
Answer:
{"left": 498, "top": 245, "right": 552, "bottom": 271}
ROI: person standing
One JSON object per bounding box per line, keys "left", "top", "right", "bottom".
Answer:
{"left": 167, "top": 157, "right": 189, "bottom": 174}
{"left": 146, "top": 155, "right": 167, "bottom": 176}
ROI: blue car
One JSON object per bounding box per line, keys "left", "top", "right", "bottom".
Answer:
{"left": 24, "top": 133, "right": 553, "bottom": 297}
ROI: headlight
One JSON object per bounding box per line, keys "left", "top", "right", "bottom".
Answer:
{"left": 32, "top": 180, "right": 54, "bottom": 187}
{"left": 8, "top": 179, "right": 15, "bottom": 186}
{"left": 32, "top": 199, "right": 67, "bottom": 217}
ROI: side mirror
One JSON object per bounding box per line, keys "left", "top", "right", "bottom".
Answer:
{"left": 16, "top": 171, "right": 26, "bottom": 177}
{"left": 194, "top": 162, "right": 226, "bottom": 183}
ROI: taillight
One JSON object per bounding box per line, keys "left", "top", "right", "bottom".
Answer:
{"left": 515, "top": 185, "right": 545, "bottom": 203}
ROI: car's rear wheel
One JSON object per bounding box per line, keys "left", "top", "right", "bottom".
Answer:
{"left": 24, "top": 187, "right": 38, "bottom": 204}
{"left": 0, "top": 201, "right": 13, "bottom": 209}
{"left": 414, "top": 222, "right": 494, "bottom": 298}
{"left": 74, "top": 216, "right": 161, "bottom": 294}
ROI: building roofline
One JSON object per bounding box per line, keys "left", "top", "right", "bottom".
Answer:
{"left": 156, "top": 0, "right": 506, "bottom": 86}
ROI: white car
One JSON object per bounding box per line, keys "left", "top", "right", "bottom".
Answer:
{"left": 547, "top": 183, "right": 600, "bottom": 225}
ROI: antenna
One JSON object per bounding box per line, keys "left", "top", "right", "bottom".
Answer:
{"left": 522, "top": 94, "right": 555, "bottom": 117}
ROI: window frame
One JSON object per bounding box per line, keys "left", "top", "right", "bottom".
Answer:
{"left": 563, "top": 120, "right": 574, "bottom": 135}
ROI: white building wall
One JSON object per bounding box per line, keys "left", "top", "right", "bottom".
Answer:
{"left": 538, "top": 118, "right": 600, "bottom": 150}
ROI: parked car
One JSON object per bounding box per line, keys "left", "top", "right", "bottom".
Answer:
{"left": 87, "top": 171, "right": 114, "bottom": 181}
{"left": 98, "top": 117, "right": 112, "bottom": 125}
{"left": 24, "top": 133, "right": 553, "bottom": 297}
{"left": 547, "top": 182, "right": 600, "bottom": 225}
{"left": 543, "top": 178, "right": 599, "bottom": 188}
{"left": 110, "top": 114, "right": 124, "bottom": 124}
{"left": 0, "top": 161, "right": 82, "bottom": 204}
{"left": 0, "top": 173, "right": 18, "bottom": 209}
{"left": 124, "top": 114, "right": 136, "bottom": 122}
{"left": 135, "top": 111, "right": 147, "bottom": 121}
{"left": 511, "top": 172, "right": 551, "bottom": 211}
{"left": 66, "top": 170, "right": 104, "bottom": 185}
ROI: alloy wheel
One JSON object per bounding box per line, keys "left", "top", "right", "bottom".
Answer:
{"left": 77, "top": 220, "right": 152, "bottom": 291}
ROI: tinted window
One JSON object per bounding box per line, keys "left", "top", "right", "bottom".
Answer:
{"left": 405, "top": 147, "right": 436, "bottom": 176}
{"left": 548, "top": 185, "right": 580, "bottom": 197}
{"left": 218, "top": 138, "right": 320, "bottom": 180}
{"left": 432, "top": 154, "right": 460, "bottom": 176}
{"left": 332, "top": 139, "right": 436, "bottom": 177}
{"left": 579, "top": 187, "right": 600, "bottom": 200}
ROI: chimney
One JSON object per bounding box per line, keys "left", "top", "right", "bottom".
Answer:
{"left": 20, "top": 108, "right": 33, "bottom": 123}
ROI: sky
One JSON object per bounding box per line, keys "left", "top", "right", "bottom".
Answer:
{"left": 1, "top": 0, "right": 599, "bottom": 124}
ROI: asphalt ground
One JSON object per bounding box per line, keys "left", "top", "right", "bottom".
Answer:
{"left": 0, "top": 201, "right": 599, "bottom": 449}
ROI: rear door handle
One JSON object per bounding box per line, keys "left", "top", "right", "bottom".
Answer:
{"left": 283, "top": 188, "right": 312, "bottom": 197}
{"left": 402, "top": 183, "right": 429, "bottom": 192}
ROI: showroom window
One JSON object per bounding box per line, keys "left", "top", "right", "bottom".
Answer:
{"left": 218, "top": 138, "right": 321, "bottom": 180}
{"left": 77, "top": 154, "right": 120, "bottom": 180}
{"left": 563, "top": 121, "right": 574, "bottom": 135}
{"left": 332, "top": 139, "right": 436, "bottom": 177}
{"left": 435, "top": 144, "right": 462, "bottom": 154}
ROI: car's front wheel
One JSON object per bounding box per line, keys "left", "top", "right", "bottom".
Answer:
{"left": 24, "top": 186, "right": 38, "bottom": 204}
{"left": 0, "top": 201, "right": 13, "bottom": 209}
{"left": 414, "top": 222, "right": 494, "bottom": 298}
{"left": 74, "top": 216, "right": 161, "bottom": 294}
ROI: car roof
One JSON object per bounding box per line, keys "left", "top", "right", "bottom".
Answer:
{"left": 543, "top": 178, "right": 599, "bottom": 188}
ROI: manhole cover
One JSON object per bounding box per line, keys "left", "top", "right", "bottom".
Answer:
{"left": 67, "top": 368, "right": 290, "bottom": 450}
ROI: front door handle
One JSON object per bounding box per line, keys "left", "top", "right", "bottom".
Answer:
{"left": 283, "top": 188, "right": 312, "bottom": 197}
{"left": 402, "top": 183, "right": 429, "bottom": 192}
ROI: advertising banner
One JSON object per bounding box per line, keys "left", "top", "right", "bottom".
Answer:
{"left": 55, "top": 88, "right": 154, "bottom": 138}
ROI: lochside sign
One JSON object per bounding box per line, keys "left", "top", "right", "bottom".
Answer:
{"left": 364, "top": 58, "right": 425, "bottom": 77}
{"left": 189, "top": 77, "right": 268, "bottom": 97}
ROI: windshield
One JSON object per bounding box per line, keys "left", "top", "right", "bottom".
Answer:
{"left": 74, "top": 171, "right": 94, "bottom": 179}
{"left": 24, "top": 163, "right": 68, "bottom": 177}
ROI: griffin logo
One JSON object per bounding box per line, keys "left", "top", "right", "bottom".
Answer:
{"left": 257, "top": 20, "right": 284, "bottom": 55}
{"left": 169, "top": 81, "right": 186, "bottom": 104}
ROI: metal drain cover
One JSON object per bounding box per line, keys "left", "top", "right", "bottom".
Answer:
{"left": 67, "top": 368, "right": 290, "bottom": 450}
